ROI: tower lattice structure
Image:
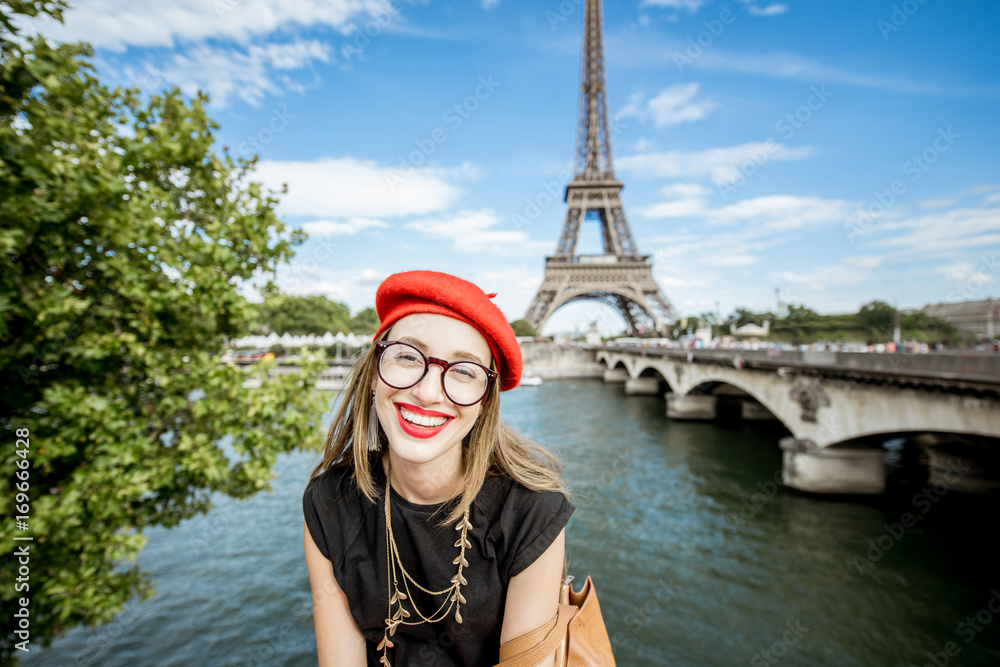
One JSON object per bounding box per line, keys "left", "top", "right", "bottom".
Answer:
{"left": 524, "top": 0, "right": 677, "bottom": 337}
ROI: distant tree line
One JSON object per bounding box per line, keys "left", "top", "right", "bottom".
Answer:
{"left": 248, "top": 295, "right": 379, "bottom": 335}
{"left": 694, "top": 300, "right": 958, "bottom": 345}
{"left": 248, "top": 296, "right": 540, "bottom": 339}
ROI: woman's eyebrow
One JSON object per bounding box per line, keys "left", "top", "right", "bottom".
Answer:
{"left": 397, "top": 335, "right": 486, "bottom": 365}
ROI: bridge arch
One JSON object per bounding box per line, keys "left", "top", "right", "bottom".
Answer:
{"left": 635, "top": 363, "right": 674, "bottom": 393}
{"left": 536, "top": 289, "right": 659, "bottom": 337}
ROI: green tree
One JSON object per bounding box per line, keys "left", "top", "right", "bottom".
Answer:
{"left": 0, "top": 3, "right": 325, "bottom": 661}
{"left": 857, "top": 300, "right": 896, "bottom": 337}
{"left": 509, "top": 319, "right": 537, "bottom": 337}
{"left": 350, "top": 306, "right": 379, "bottom": 334}
{"left": 258, "top": 294, "right": 352, "bottom": 335}
{"left": 785, "top": 304, "right": 821, "bottom": 323}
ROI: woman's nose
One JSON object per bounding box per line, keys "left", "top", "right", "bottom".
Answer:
{"left": 411, "top": 364, "right": 447, "bottom": 404}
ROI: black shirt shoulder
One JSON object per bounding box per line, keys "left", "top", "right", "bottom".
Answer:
{"left": 302, "top": 465, "right": 377, "bottom": 568}
{"left": 477, "top": 473, "right": 575, "bottom": 579}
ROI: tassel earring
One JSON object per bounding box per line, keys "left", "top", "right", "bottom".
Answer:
{"left": 368, "top": 390, "right": 381, "bottom": 452}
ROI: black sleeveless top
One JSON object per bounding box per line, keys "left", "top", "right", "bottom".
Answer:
{"left": 302, "top": 463, "right": 574, "bottom": 666}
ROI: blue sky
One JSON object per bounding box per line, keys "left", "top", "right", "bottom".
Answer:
{"left": 32, "top": 0, "right": 1000, "bottom": 334}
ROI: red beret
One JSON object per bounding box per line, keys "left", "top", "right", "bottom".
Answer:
{"left": 373, "top": 270, "right": 522, "bottom": 391}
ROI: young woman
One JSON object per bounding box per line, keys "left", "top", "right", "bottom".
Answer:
{"left": 303, "top": 270, "right": 574, "bottom": 666}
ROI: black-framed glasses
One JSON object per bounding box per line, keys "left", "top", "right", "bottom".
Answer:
{"left": 374, "top": 340, "right": 497, "bottom": 406}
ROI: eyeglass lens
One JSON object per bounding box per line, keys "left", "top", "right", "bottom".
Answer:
{"left": 378, "top": 342, "right": 489, "bottom": 405}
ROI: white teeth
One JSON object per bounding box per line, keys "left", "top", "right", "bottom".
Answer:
{"left": 398, "top": 406, "right": 448, "bottom": 428}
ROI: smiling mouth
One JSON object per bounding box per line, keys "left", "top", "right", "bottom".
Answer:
{"left": 396, "top": 404, "right": 452, "bottom": 428}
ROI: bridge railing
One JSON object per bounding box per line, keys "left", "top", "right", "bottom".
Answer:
{"left": 596, "top": 345, "right": 1000, "bottom": 384}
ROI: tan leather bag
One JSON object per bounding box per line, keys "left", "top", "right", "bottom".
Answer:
{"left": 496, "top": 576, "right": 616, "bottom": 666}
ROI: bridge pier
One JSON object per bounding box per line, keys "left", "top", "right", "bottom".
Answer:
{"left": 925, "top": 448, "right": 1000, "bottom": 494}
{"left": 625, "top": 377, "right": 661, "bottom": 395}
{"left": 741, "top": 400, "right": 778, "bottom": 421}
{"left": 603, "top": 368, "right": 629, "bottom": 383}
{"left": 780, "top": 438, "right": 886, "bottom": 494}
{"left": 666, "top": 393, "right": 718, "bottom": 420}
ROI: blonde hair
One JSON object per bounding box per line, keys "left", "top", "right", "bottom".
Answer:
{"left": 308, "top": 330, "right": 570, "bottom": 526}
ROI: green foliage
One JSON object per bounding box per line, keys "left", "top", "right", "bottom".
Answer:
{"left": 857, "top": 300, "right": 896, "bottom": 336}
{"left": 350, "top": 306, "right": 379, "bottom": 334}
{"left": 0, "top": 5, "right": 325, "bottom": 661}
{"left": 509, "top": 319, "right": 537, "bottom": 337}
{"left": 730, "top": 308, "right": 766, "bottom": 327}
{"left": 717, "top": 301, "right": 955, "bottom": 345}
{"left": 784, "top": 304, "right": 821, "bottom": 323}
{"left": 258, "top": 294, "right": 351, "bottom": 335}
{"left": 251, "top": 296, "right": 379, "bottom": 335}
{"left": 900, "top": 311, "right": 957, "bottom": 343}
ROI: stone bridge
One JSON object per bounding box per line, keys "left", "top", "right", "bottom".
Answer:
{"left": 584, "top": 346, "right": 1000, "bottom": 495}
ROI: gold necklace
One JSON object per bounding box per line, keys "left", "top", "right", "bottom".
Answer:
{"left": 379, "top": 459, "right": 471, "bottom": 667}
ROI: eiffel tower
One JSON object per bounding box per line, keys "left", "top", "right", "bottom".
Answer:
{"left": 524, "top": 0, "right": 677, "bottom": 337}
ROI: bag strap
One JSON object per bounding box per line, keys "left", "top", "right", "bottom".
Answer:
{"left": 496, "top": 604, "right": 574, "bottom": 667}
{"left": 498, "top": 610, "right": 558, "bottom": 660}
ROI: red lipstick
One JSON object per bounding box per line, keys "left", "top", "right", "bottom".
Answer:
{"left": 394, "top": 402, "right": 454, "bottom": 439}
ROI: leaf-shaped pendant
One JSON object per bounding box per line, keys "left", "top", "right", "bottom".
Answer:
{"left": 455, "top": 607, "right": 463, "bottom": 624}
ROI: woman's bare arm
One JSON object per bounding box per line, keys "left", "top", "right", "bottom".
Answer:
{"left": 304, "top": 520, "right": 367, "bottom": 666}
{"left": 499, "top": 527, "right": 566, "bottom": 667}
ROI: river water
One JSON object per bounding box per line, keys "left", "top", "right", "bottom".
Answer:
{"left": 23, "top": 380, "right": 1000, "bottom": 666}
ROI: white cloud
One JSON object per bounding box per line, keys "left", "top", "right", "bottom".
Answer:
{"left": 619, "top": 142, "right": 812, "bottom": 184}
{"left": 281, "top": 279, "right": 350, "bottom": 299}
{"left": 32, "top": 0, "right": 397, "bottom": 51}
{"left": 709, "top": 195, "right": 854, "bottom": 231}
{"left": 155, "top": 38, "right": 331, "bottom": 107}
{"left": 640, "top": 0, "right": 706, "bottom": 11}
{"left": 357, "top": 268, "right": 388, "bottom": 285}
{"left": 301, "top": 218, "right": 387, "bottom": 236}
{"left": 482, "top": 0, "right": 501, "bottom": 9}
{"left": 769, "top": 256, "right": 884, "bottom": 291}
{"left": 405, "top": 209, "right": 549, "bottom": 255}
{"left": 935, "top": 261, "right": 978, "bottom": 282}
{"left": 619, "top": 83, "right": 717, "bottom": 127}
{"left": 252, "top": 157, "right": 466, "bottom": 218}
{"left": 748, "top": 4, "right": 789, "bottom": 16}
{"left": 870, "top": 205, "right": 1000, "bottom": 257}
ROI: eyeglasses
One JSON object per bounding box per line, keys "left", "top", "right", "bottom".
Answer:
{"left": 374, "top": 340, "right": 497, "bottom": 406}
